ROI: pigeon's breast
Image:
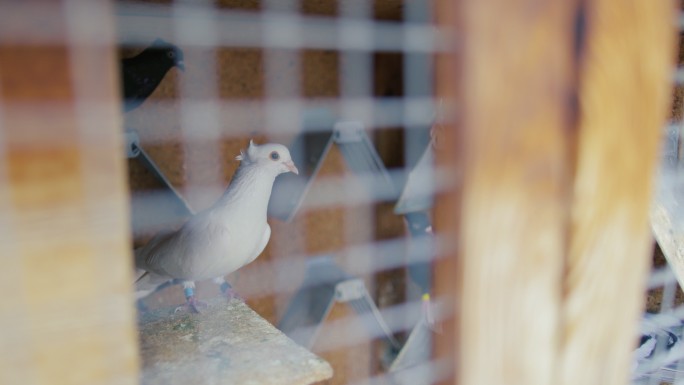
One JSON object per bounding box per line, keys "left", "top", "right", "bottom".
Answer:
{"left": 190, "top": 218, "right": 268, "bottom": 281}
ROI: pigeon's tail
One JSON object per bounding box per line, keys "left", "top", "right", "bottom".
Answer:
{"left": 133, "top": 246, "right": 150, "bottom": 290}
{"left": 134, "top": 269, "right": 178, "bottom": 300}
{"left": 134, "top": 247, "right": 163, "bottom": 297}
{"left": 134, "top": 270, "right": 155, "bottom": 299}
{"left": 133, "top": 246, "right": 149, "bottom": 284}
{"left": 135, "top": 269, "right": 148, "bottom": 284}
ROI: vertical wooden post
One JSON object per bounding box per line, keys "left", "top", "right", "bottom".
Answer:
{"left": 559, "top": 1, "right": 676, "bottom": 384}
{"left": 435, "top": 0, "right": 676, "bottom": 385}
{"left": 0, "top": 2, "right": 139, "bottom": 385}
{"left": 447, "top": 1, "right": 579, "bottom": 385}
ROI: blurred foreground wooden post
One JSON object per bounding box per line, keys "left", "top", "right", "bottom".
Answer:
{"left": 435, "top": 0, "right": 578, "bottom": 384}
{"left": 558, "top": 1, "right": 676, "bottom": 384}
{"left": 434, "top": 0, "right": 676, "bottom": 385}
{"left": 0, "top": 2, "right": 139, "bottom": 385}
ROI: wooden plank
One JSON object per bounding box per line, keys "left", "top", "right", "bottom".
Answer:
{"left": 435, "top": 0, "right": 676, "bottom": 384}
{"left": 558, "top": 1, "right": 677, "bottom": 384}
{"left": 435, "top": 1, "right": 580, "bottom": 385}
{"left": 0, "top": 2, "right": 139, "bottom": 385}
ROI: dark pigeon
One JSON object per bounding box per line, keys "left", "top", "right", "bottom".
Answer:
{"left": 121, "top": 38, "right": 184, "bottom": 112}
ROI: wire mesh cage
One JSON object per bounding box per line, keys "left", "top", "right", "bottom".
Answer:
{"left": 118, "top": 1, "right": 448, "bottom": 384}
{"left": 0, "top": 1, "right": 681, "bottom": 385}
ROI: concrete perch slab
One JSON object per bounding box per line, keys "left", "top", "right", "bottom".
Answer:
{"left": 138, "top": 297, "right": 333, "bottom": 385}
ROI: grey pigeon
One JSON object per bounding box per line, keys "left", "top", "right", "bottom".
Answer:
{"left": 135, "top": 140, "right": 298, "bottom": 312}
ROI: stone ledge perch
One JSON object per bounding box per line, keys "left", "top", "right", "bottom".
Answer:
{"left": 138, "top": 298, "right": 333, "bottom": 385}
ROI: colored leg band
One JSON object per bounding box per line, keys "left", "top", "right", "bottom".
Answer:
{"left": 184, "top": 287, "right": 194, "bottom": 299}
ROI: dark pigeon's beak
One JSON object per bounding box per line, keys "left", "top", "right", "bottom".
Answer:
{"left": 177, "top": 61, "right": 185, "bottom": 72}
{"left": 284, "top": 160, "right": 299, "bottom": 175}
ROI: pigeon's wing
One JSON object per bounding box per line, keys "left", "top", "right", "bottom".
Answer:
{"left": 121, "top": 64, "right": 156, "bottom": 100}
{"left": 135, "top": 229, "right": 178, "bottom": 275}
{"left": 150, "top": 217, "right": 231, "bottom": 280}
{"left": 251, "top": 224, "right": 271, "bottom": 263}
{"left": 121, "top": 56, "right": 171, "bottom": 109}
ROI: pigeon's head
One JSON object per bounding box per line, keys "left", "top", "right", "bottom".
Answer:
{"left": 236, "top": 140, "right": 299, "bottom": 175}
{"left": 152, "top": 38, "right": 185, "bottom": 71}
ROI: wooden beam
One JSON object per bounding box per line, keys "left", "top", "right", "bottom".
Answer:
{"left": 0, "top": 2, "right": 139, "bottom": 385}
{"left": 558, "top": 1, "right": 676, "bottom": 384}
{"left": 435, "top": 0, "right": 676, "bottom": 384}
{"left": 452, "top": 1, "right": 578, "bottom": 385}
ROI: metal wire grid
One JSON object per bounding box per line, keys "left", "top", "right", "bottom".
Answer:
{"left": 6, "top": 1, "right": 680, "bottom": 383}
{"left": 113, "top": 2, "right": 684, "bottom": 384}
{"left": 113, "top": 1, "right": 449, "bottom": 384}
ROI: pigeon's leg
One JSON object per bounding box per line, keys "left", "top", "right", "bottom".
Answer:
{"left": 213, "top": 276, "right": 243, "bottom": 301}
{"left": 174, "top": 281, "right": 208, "bottom": 313}
{"left": 136, "top": 299, "right": 149, "bottom": 313}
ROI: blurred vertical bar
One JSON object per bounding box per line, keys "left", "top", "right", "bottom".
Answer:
{"left": 173, "top": 1, "right": 224, "bottom": 209}
{"left": 337, "top": 0, "right": 375, "bottom": 291}
{"left": 263, "top": 0, "right": 303, "bottom": 138}
{"left": 432, "top": 0, "right": 460, "bottom": 380}
{"left": 403, "top": 0, "right": 433, "bottom": 169}
{"left": 558, "top": 1, "right": 676, "bottom": 385}
{"left": 435, "top": 0, "right": 677, "bottom": 384}
{"left": 0, "top": 1, "right": 139, "bottom": 385}
{"left": 337, "top": 2, "right": 377, "bottom": 382}
{"left": 434, "top": 1, "right": 578, "bottom": 385}
{"left": 339, "top": 0, "right": 373, "bottom": 124}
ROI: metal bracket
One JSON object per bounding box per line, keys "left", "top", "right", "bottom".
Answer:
{"left": 268, "top": 109, "right": 336, "bottom": 221}
{"left": 334, "top": 278, "right": 367, "bottom": 302}
{"left": 125, "top": 129, "right": 194, "bottom": 217}
{"left": 125, "top": 129, "right": 194, "bottom": 243}
{"left": 333, "top": 121, "right": 398, "bottom": 201}
{"left": 270, "top": 118, "right": 402, "bottom": 221}
{"left": 278, "top": 256, "right": 400, "bottom": 350}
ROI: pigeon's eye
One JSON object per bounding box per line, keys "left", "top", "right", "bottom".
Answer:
{"left": 270, "top": 151, "right": 280, "bottom": 161}
{"left": 167, "top": 51, "right": 175, "bottom": 59}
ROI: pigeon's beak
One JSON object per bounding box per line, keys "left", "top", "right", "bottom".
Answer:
{"left": 177, "top": 61, "right": 185, "bottom": 72}
{"left": 284, "top": 160, "right": 299, "bottom": 175}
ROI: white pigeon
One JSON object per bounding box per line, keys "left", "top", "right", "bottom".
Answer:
{"left": 135, "top": 140, "right": 298, "bottom": 312}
